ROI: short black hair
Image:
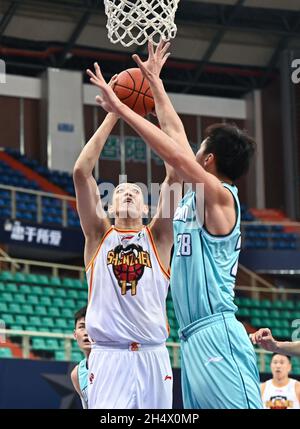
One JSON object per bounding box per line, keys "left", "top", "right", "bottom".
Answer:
{"left": 74, "top": 306, "right": 87, "bottom": 328}
{"left": 204, "top": 123, "right": 256, "bottom": 181}
{"left": 271, "top": 353, "right": 291, "bottom": 362}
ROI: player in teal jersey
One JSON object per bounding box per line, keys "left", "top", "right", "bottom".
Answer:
{"left": 84, "top": 40, "right": 262, "bottom": 409}
{"left": 71, "top": 306, "right": 90, "bottom": 409}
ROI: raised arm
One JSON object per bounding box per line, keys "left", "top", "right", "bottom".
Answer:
{"left": 250, "top": 328, "right": 300, "bottom": 357}
{"left": 132, "top": 41, "right": 195, "bottom": 158}
{"left": 74, "top": 72, "right": 120, "bottom": 268}
{"left": 90, "top": 64, "right": 228, "bottom": 209}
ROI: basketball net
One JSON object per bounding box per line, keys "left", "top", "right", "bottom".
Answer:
{"left": 104, "top": 0, "right": 180, "bottom": 47}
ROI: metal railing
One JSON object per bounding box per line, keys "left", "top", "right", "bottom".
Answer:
{"left": 0, "top": 184, "right": 76, "bottom": 228}
{"left": 0, "top": 328, "right": 295, "bottom": 373}
{"left": 0, "top": 256, "right": 85, "bottom": 280}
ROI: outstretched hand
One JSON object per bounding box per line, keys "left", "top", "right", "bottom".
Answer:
{"left": 86, "top": 63, "right": 123, "bottom": 114}
{"left": 132, "top": 40, "right": 171, "bottom": 81}
{"left": 250, "top": 328, "right": 277, "bottom": 352}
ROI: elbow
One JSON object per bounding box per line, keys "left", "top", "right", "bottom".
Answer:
{"left": 73, "top": 164, "right": 88, "bottom": 183}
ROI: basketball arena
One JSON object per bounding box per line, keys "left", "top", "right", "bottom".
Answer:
{"left": 0, "top": 0, "right": 300, "bottom": 410}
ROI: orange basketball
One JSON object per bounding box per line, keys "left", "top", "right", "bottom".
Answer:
{"left": 113, "top": 68, "right": 155, "bottom": 117}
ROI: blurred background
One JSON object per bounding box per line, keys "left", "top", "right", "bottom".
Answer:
{"left": 0, "top": 0, "right": 300, "bottom": 408}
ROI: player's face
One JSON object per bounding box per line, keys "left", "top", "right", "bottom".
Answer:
{"left": 111, "top": 183, "right": 148, "bottom": 219}
{"left": 74, "top": 317, "right": 91, "bottom": 352}
{"left": 271, "top": 355, "right": 291, "bottom": 380}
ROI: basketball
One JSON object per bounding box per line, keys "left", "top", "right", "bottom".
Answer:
{"left": 112, "top": 68, "right": 155, "bottom": 117}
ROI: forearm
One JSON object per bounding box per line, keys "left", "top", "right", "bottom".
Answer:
{"left": 74, "top": 113, "right": 118, "bottom": 178}
{"left": 149, "top": 77, "right": 194, "bottom": 157}
{"left": 117, "top": 104, "right": 181, "bottom": 166}
{"left": 274, "top": 341, "right": 300, "bottom": 357}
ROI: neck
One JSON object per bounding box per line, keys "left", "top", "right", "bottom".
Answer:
{"left": 272, "top": 377, "right": 290, "bottom": 387}
{"left": 114, "top": 218, "right": 144, "bottom": 231}
{"left": 84, "top": 350, "right": 91, "bottom": 359}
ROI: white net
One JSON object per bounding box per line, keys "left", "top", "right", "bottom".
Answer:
{"left": 104, "top": 0, "right": 180, "bottom": 47}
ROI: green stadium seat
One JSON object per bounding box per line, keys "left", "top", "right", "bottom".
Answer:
{"left": 260, "top": 299, "right": 272, "bottom": 309}
{"left": 73, "top": 279, "right": 83, "bottom": 289}
{"left": 270, "top": 319, "right": 281, "bottom": 328}
{"left": 259, "top": 309, "right": 269, "bottom": 318}
{"left": 10, "top": 325, "right": 23, "bottom": 331}
{"left": 296, "top": 301, "right": 300, "bottom": 310}
{"left": 6, "top": 283, "right": 17, "bottom": 293}
{"left": 2, "top": 314, "right": 14, "bottom": 325}
{"left": 8, "top": 303, "right": 21, "bottom": 314}
{"left": 49, "top": 277, "right": 61, "bottom": 287}
{"left": 236, "top": 307, "right": 249, "bottom": 317}
{"left": 42, "top": 317, "right": 54, "bottom": 328}
{"left": 29, "top": 316, "right": 42, "bottom": 327}
{"left": 35, "top": 306, "right": 47, "bottom": 316}
{"left": 64, "top": 299, "right": 76, "bottom": 309}
{"left": 21, "top": 304, "right": 34, "bottom": 315}
{"left": 292, "top": 311, "right": 299, "bottom": 319}
{"left": 32, "top": 338, "right": 46, "bottom": 350}
{"left": 0, "top": 347, "right": 13, "bottom": 358}
{"left": 273, "top": 301, "right": 283, "bottom": 310}
{"left": 25, "top": 274, "right": 40, "bottom": 284}
{"left": 61, "top": 309, "right": 73, "bottom": 318}
{"left": 0, "top": 282, "right": 5, "bottom": 292}
{"left": 78, "top": 291, "right": 87, "bottom": 300}
{"left": 269, "top": 310, "right": 280, "bottom": 318}
{"left": 240, "top": 298, "right": 252, "bottom": 307}
{"left": 81, "top": 280, "right": 88, "bottom": 290}
{"left": 250, "top": 299, "right": 261, "bottom": 308}
{"left": 251, "top": 318, "right": 263, "bottom": 327}
{"left": 43, "top": 287, "right": 55, "bottom": 297}
{"left": 48, "top": 307, "right": 60, "bottom": 318}
{"left": 56, "top": 319, "right": 67, "bottom": 329}
{"left": 26, "top": 326, "right": 38, "bottom": 332}
{"left": 77, "top": 300, "right": 86, "bottom": 308}
{"left": 56, "top": 289, "right": 66, "bottom": 298}
{"left": 284, "top": 301, "right": 294, "bottom": 310}
{"left": 0, "top": 302, "right": 8, "bottom": 312}
{"left": 31, "top": 286, "right": 43, "bottom": 296}
{"left": 0, "top": 271, "right": 14, "bottom": 281}
{"left": 250, "top": 309, "right": 261, "bottom": 318}
{"left": 38, "top": 327, "right": 51, "bottom": 332}
{"left": 14, "top": 272, "right": 27, "bottom": 283}
{"left": 36, "top": 275, "right": 49, "bottom": 285}
{"left": 53, "top": 298, "right": 64, "bottom": 308}
{"left": 281, "top": 329, "right": 290, "bottom": 338}
{"left": 27, "top": 295, "right": 39, "bottom": 305}
{"left": 1, "top": 293, "right": 13, "bottom": 303}
{"left": 40, "top": 297, "right": 52, "bottom": 307}
{"left": 55, "top": 350, "right": 66, "bottom": 361}
{"left": 272, "top": 328, "right": 283, "bottom": 338}
{"left": 45, "top": 339, "right": 60, "bottom": 351}
{"left": 67, "top": 290, "right": 78, "bottom": 299}
{"left": 281, "top": 310, "right": 292, "bottom": 319}
{"left": 66, "top": 319, "right": 74, "bottom": 330}
{"left": 19, "top": 284, "right": 32, "bottom": 295}
{"left": 14, "top": 294, "right": 26, "bottom": 304}
{"left": 15, "top": 315, "right": 28, "bottom": 325}
{"left": 281, "top": 319, "right": 290, "bottom": 328}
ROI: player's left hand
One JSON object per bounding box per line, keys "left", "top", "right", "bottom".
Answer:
{"left": 132, "top": 40, "right": 171, "bottom": 81}
{"left": 86, "top": 63, "right": 123, "bottom": 114}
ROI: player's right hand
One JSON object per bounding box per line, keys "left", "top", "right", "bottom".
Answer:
{"left": 250, "top": 328, "right": 277, "bottom": 351}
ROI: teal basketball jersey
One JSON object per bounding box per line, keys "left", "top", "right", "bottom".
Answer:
{"left": 78, "top": 358, "right": 88, "bottom": 409}
{"left": 171, "top": 183, "right": 240, "bottom": 329}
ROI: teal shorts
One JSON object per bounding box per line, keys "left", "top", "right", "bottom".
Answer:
{"left": 179, "top": 312, "right": 263, "bottom": 409}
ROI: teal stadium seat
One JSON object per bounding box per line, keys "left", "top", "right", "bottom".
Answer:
{"left": 19, "top": 284, "right": 32, "bottom": 295}
{"left": 0, "top": 347, "right": 13, "bottom": 358}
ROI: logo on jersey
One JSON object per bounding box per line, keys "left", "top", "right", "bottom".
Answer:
{"left": 164, "top": 375, "right": 172, "bottom": 381}
{"left": 89, "top": 373, "right": 94, "bottom": 385}
{"left": 107, "top": 244, "right": 152, "bottom": 295}
{"left": 266, "top": 396, "right": 293, "bottom": 409}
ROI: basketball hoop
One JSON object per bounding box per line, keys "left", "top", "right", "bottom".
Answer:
{"left": 104, "top": 0, "right": 180, "bottom": 47}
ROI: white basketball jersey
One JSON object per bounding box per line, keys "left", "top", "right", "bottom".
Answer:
{"left": 85, "top": 226, "right": 170, "bottom": 345}
{"left": 262, "top": 379, "right": 300, "bottom": 409}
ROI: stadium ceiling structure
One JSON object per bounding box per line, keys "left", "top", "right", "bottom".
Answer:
{"left": 1, "top": 0, "right": 300, "bottom": 97}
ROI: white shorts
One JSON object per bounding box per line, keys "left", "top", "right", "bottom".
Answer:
{"left": 88, "top": 342, "right": 173, "bottom": 409}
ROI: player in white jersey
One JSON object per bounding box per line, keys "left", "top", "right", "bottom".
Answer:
{"left": 261, "top": 353, "right": 300, "bottom": 409}
{"left": 73, "top": 61, "right": 182, "bottom": 408}
{"left": 70, "top": 306, "right": 90, "bottom": 409}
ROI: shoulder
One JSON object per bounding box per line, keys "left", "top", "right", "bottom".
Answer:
{"left": 294, "top": 380, "right": 300, "bottom": 397}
